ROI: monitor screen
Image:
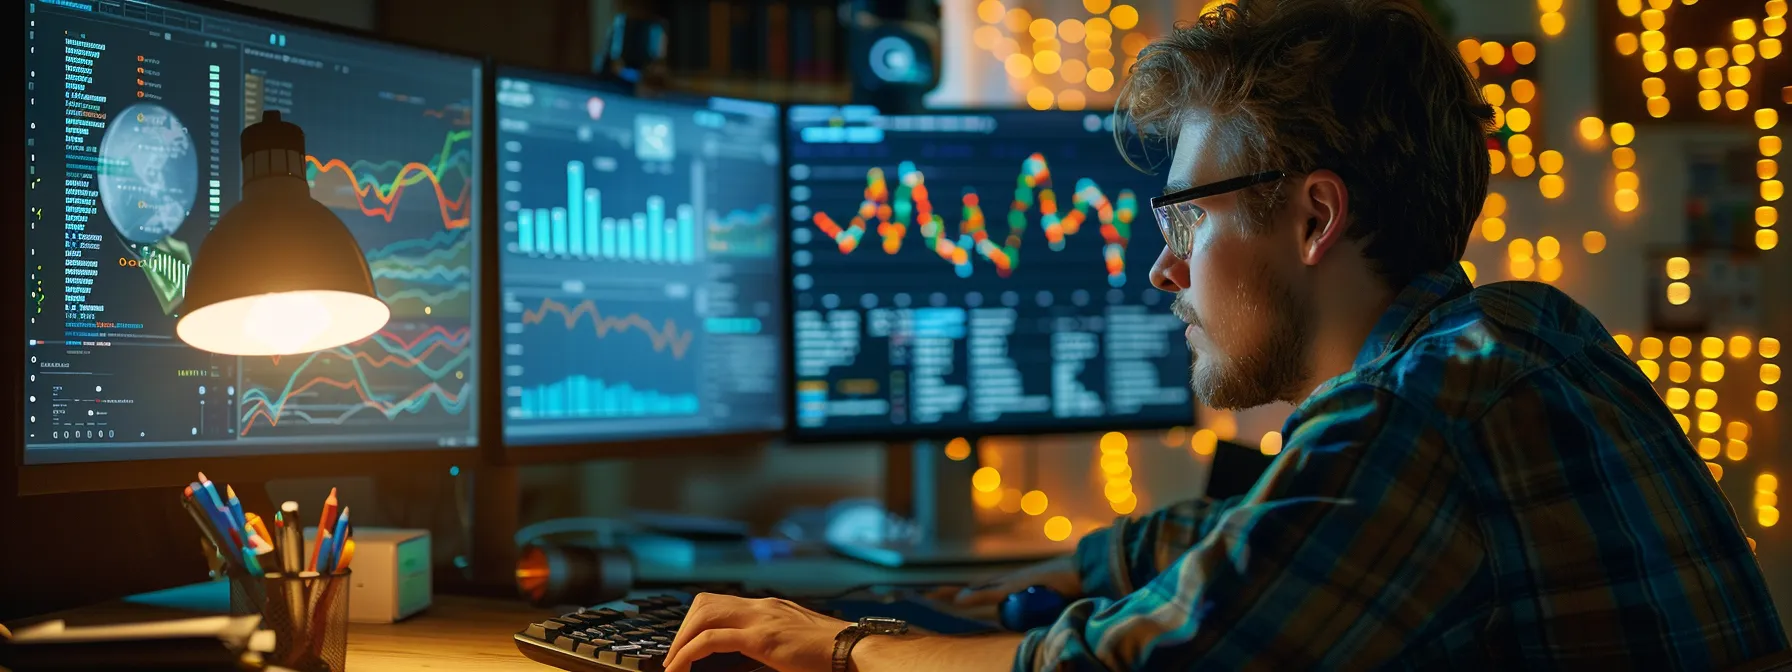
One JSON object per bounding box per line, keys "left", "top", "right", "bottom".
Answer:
{"left": 21, "top": 0, "right": 481, "bottom": 464}
{"left": 495, "top": 72, "right": 784, "bottom": 446}
{"left": 786, "top": 106, "right": 1191, "bottom": 439}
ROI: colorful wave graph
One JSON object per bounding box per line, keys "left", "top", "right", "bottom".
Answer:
{"left": 367, "top": 228, "right": 473, "bottom": 317}
{"left": 239, "top": 325, "right": 472, "bottom": 434}
{"left": 809, "top": 153, "right": 1139, "bottom": 286}
{"left": 305, "top": 129, "right": 475, "bottom": 229}
{"left": 520, "top": 298, "right": 695, "bottom": 360}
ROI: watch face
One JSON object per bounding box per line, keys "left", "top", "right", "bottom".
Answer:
{"left": 860, "top": 616, "right": 908, "bottom": 635}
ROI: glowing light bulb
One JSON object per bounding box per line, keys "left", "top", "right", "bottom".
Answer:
{"left": 1762, "top": 229, "right": 1781, "bottom": 250}
{"left": 1697, "top": 437, "right": 1721, "bottom": 459}
{"left": 1192, "top": 429, "right": 1218, "bottom": 455}
{"left": 1703, "top": 360, "right": 1726, "bottom": 382}
{"left": 1764, "top": 364, "right": 1783, "bottom": 385}
{"left": 1732, "top": 336, "right": 1754, "bottom": 359}
{"left": 1540, "top": 175, "right": 1565, "bottom": 198}
{"left": 1580, "top": 116, "right": 1605, "bottom": 141}
{"left": 1670, "top": 361, "right": 1693, "bottom": 383}
{"left": 1611, "top": 123, "right": 1636, "bottom": 146}
{"left": 1764, "top": 338, "right": 1782, "bottom": 359}
{"left": 1614, "top": 333, "right": 1634, "bottom": 355}
{"left": 1666, "top": 387, "right": 1690, "bottom": 409}
{"left": 1767, "top": 137, "right": 1784, "bottom": 157}
{"left": 1671, "top": 336, "right": 1694, "bottom": 359}
{"left": 1614, "top": 147, "right": 1637, "bottom": 169}
{"left": 1583, "top": 230, "right": 1607, "bottom": 254}
{"left": 1759, "top": 391, "right": 1780, "bottom": 412}
{"left": 1666, "top": 256, "right": 1690, "bottom": 280}
{"left": 1674, "top": 48, "right": 1698, "bottom": 70}
{"left": 1460, "top": 260, "right": 1478, "bottom": 283}
{"left": 1702, "top": 337, "right": 1725, "bottom": 359}
{"left": 1695, "top": 388, "right": 1718, "bottom": 410}
{"left": 1642, "top": 337, "right": 1664, "bottom": 360}
{"left": 1044, "top": 515, "right": 1072, "bottom": 541}
{"left": 1021, "top": 490, "right": 1049, "bottom": 515}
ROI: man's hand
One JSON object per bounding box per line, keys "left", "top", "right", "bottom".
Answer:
{"left": 933, "top": 554, "right": 1083, "bottom": 607}
{"left": 664, "top": 593, "right": 848, "bottom": 672}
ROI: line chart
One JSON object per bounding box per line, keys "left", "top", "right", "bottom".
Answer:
{"left": 306, "top": 156, "right": 472, "bottom": 229}
{"left": 808, "top": 153, "right": 1139, "bottom": 286}
{"left": 519, "top": 297, "right": 695, "bottom": 360}
{"left": 241, "top": 325, "right": 472, "bottom": 434}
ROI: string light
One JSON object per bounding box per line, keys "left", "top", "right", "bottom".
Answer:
{"left": 1666, "top": 387, "right": 1690, "bottom": 409}
{"left": 1671, "top": 336, "right": 1693, "bottom": 359}
{"left": 1699, "top": 412, "right": 1721, "bottom": 434}
{"left": 1729, "top": 89, "right": 1751, "bottom": 110}
{"left": 1021, "top": 490, "right": 1049, "bottom": 516}
{"left": 1581, "top": 116, "right": 1606, "bottom": 141}
{"left": 1617, "top": 32, "right": 1640, "bottom": 55}
{"left": 1612, "top": 123, "right": 1636, "bottom": 146}
{"left": 1642, "top": 337, "right": 1664, "bottom": 359}
{"left": 1704, "top": 361, "right": 1726, "bottom": 382}
{"left": 1584, "top": 231, "right": 1607, "bottom": 254}
{"left": 1044, "top": 516, "right": 1072, "bottom": 541}
{"left": 1698, "top": 437, "right": 1721, "bottom": 459}
{"left": 1703, "top": 337, "right": 1725, "bottom": 359}
{"left": 1732, "top": 336, "right": 1754, "bottom": 359}
{"left": 1675, "top": 47, "right": 1698, "bottom": 70}
{"left": 1763, "top": 363, "right": 1782, "bottom": 384}
{"left": 1671, "top": 360, "right": 1693, "bottom": 383}
{"left": 1728, "top": 440, "right": 1749, "bottom": 461}
{"left": 1696, "top": 388, "right": 1719, "bottom": 410}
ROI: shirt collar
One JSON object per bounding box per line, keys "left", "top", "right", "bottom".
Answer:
{"left": 1350, "top": 265, "right": 1475, "bottom": 371}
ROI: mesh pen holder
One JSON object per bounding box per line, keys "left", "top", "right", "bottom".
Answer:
{"left": 234, "top": 571, "right": 352, "bottom": 672}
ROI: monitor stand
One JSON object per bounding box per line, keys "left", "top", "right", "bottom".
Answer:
{"left": 829, "top": 441, "right": 1069, "bottom": 568}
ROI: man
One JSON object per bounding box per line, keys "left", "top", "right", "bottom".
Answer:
{"left": 667, "top": 0, "right": 1787, "bottom": 669}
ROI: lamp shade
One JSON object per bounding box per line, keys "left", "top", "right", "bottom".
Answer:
{"left": 176, "top": 111, "right": 389, "bottom": 356}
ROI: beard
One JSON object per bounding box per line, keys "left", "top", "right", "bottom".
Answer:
{"left": 1180, "top": 265, "right": 1310, "bottom": 410}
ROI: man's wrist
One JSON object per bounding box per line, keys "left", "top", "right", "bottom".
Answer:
{"left": 844, "top": 631, "right": 908, "bottom": 672}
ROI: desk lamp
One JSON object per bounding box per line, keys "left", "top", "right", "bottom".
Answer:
{"left": 176, "top": 111, "right": 388, "bottom": 355}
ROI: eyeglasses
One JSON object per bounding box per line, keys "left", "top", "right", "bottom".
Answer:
{"left": 1149, "top": 170, "right": 1286, "bottom": 259}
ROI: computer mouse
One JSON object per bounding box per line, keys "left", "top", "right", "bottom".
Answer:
{"left": 998, "top": 585, "right": 1067, "bottom": 632}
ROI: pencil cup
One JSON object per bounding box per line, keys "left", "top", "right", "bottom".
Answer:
{"left": 226, "top": 565, "right": 269, "bottom": 617}
{"left": 256, "top": 571, "right": 352, "bottom": 672}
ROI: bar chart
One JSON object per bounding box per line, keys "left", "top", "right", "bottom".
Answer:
{"left": 513, "top": 374, "right": 700, "bottom": 420}
{"left": 515, "top": 160, "right": 699, "bottom": 263}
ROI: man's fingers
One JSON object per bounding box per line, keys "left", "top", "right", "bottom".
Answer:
{"left": 664, "top": 627, "right": 753, "bottom": 672}
{"left": 667, "top": 593, "right": 750, "bottom": 660}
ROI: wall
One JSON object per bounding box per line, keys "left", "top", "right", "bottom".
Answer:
{"left": 224, "top": 0, "right": 375, "bottom": 30}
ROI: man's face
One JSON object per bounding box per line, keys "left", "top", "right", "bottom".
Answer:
{"left": 1149, "top": 117, "right": 1310, "bottom": 409}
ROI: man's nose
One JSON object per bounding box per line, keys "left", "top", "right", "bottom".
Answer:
{"left": 1148, "top": 246, "right": 1190, "bottom": 293}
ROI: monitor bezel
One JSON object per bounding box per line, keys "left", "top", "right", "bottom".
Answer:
{"left": 10, "top": 0, "right": 491, "bottom": 495}
{"left": 481, "top": 63, "right": 786, "bottom": 466}
{"left": 779, "top": 105, "right": 1195, "bottom": 445}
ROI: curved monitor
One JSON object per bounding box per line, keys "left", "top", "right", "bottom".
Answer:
{"left": 785, "top": 106, "right": 1192, "bottom": 441}
{"left": 16, "top": 0, "right": 482, "bottom": 491}
{"left": 493, "top": 68, "right": 785, "bottom": 453}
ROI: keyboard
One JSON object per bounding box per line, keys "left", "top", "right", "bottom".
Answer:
{"left": 513, "top": 592, "right": 783, "bottom": 672}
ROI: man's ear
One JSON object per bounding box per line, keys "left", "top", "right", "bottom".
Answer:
{"left": 1296, "top": 170, "right": 1349, "bottom": 266}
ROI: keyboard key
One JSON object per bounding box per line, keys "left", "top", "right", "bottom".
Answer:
{"left": 620, "top": 653, "right": 662, "bottom": 671}
{"left": 523, "top": 624, "right": 550, "bottom": 640}
{"left": 553, "top": 635, "right": 579, "bottom": 652}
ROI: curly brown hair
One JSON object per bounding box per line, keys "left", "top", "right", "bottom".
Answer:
{"left": 1118, "top": 0, "right": 1495, "bottom": 289}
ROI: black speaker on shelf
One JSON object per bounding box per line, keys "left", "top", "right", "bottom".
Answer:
{"left": 842, "top": 0, "right": 940, "bottom": 114}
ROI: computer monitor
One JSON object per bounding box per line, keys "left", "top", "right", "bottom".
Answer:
{"left": 785, "top": 106, "right": 1192, "bottom": 442}
{"left": 13, "top": 0, "right": 484, "bottom": 494}
{"left": 491, "top": 68, "right": 784, "bottom": 459}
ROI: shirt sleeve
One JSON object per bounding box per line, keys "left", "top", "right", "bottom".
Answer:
{"left": 1074, "top": 495, "right": 1247, "bottom": 600}
{"left": 1016, "top": 382, "right": 1484, "bottom": 671}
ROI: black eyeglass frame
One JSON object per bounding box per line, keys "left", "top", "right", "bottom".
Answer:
{"left": 1149, "top": 170, "right": 1286, "bottom": 259}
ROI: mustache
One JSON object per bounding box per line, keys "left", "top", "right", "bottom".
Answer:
{"left": 1171, "top": 294, "right": 1200, "bottom": 327}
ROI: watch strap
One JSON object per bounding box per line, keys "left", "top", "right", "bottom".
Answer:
{"left": 831, "top": 624, "right": 866, "bottom": 672}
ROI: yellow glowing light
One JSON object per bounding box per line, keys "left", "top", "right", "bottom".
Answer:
{"left": 1762, "top": 229, "right": 1781, "bottom": 250}
{"left": 1701, "top": 337, "right": 1724, "bottom": 360}
{"left": 1583, "top": 230, "right": 1608, "bottom": 254}
{"left": 1641, "top": 10, "right": 1665, "bottom": 31}
{"left": 1612, "top": 123, "right": 1636, "bottom": 146}
{"left": 1509, "top": 238, "right": 1535, "bottom": 260}
{"left": 1086, "top": 33, "right": 1112, "bottom": 54}
{"left": 1618, "top": 0, "right": 1641, "bottom": 16}
{"left": 1763, "top": 160, "right": 1780, "bottom": 180}
{"left": 1056, "top": 89, "right": 1086, "bottom": 111}
{"left": 1110, "top": 494, "right": 1137, "bottom": 515}
{"left": 1615, "top": 333, "right": 1634, "bottom": 355}
{"left": 1767, "top": 137, "right": 1784, "bottom": 157}
{"left": 1615, "top": 188, "right": 1640, "bottom": 213}
{"left": 945, "top": 437, "right": 972, "bottom": 461}
{"left": 1005, "top": 7, "right": 1033, "bottom": 32}
{"left": 1613, "top": 149, "right": 1637, "bottom": 172}
{"left": 1616, "top": 32, "right": 1640, "bottom": 56}
{"left": 1616, "top": 172, "right": 1643, "bottom": 194}
{"left": 1512, "top": 79, "right": 1536, "bottom": 104}
{"left": 1667, "top": 282, "right": 1692, "bottom": 306}
{"left": 1736, "top": 44, "right": 1757, "bottom": 66}
{"left": 1082, "top": 0, "right": 1110, "bottom": 13}
{"left": 1541, "top": 11, "right": 1565, "bottom": 36}
{"left": 1728, "top": 89, "right": 1750, "bottom": 111}
{"left": 1697, "top": 437, "right": 1721, "bottom": 459}
{"left": 1765, "top": 364, "right": 1783, "bottom": 384}
{"left": 1696, "top": 388, "right": 1718, "bottom": 410}
{"left": 1642, "top": 360, "right": 1662, "bottom": 381}
{"left": 1121, "top": 32, "right": 1150, "bottom": 57}
{"left": 1055, "top": 19, "right": 1086, "bottom": 44}
{"left": 1087, "top": 67, "right": 1115, "bottom": 92}
{"left": 1666, "top": 256, "right": 1690, "bottom": 280}
{"left": 975, "top": 487, "right": 1005, "bottom": 509}
{"left": 1513, "top": 154, "right": 1537, "bottom": 177}
{"left": 1536, "top": 236, "right": 1561, "bottom": 260}
{"left": 1760, "top": 339, "right": 1780, "bottom": 359}
{"left": 1259, "top": 431, "right": 1282, "bottom": 456}
{"left": 1647, "top": 96, "right": 1670, "bottom": 118}
{"left": 1100, "top": 452, "right": 1129, "bottom": 476}
{"left": 999, "top": 488, "right": 1024, "bottom": 512}
{"left": 1210, "top": 413, "right": 1237, "bottom": 440}
{"left": 1733, "top": 337, "right": 1754, "bottom": 359}
{"left": 1760, "top": 109, "right": 1782, "bottom": 131}
{"left": 1707, "top": 462, "right": 1723, "bottom": 482}
{"left": 1026, "top": 87, "right": 1054, "bottom": 111}
{"left": 1764, "top": 39, "right": 1784, "bottom": 59}
{"left": 1642, "top": 77, "right": 1667, "bottom": 98}
{"left": 1458, "top": 38, "right": 1481, "bottom": 63}
{"left": 1490, "top": 150, "right": 1506, "bottom": 175}
{"left": 1480, "top": 217, "right": 1506, "bottom": 242}
{"left": 1508, "top": 133, "right": 1533, "bottom": 157}
{"left": 1540, "top": 175, "right": 1565, "bottom": 199}
{"left": 1020, "top": 490, "right": 1049, "bottom": 516}
{"left": 1580, "top": 117, "right": 1605, "bottom": 142}
{"left": 1538, "top": 259, "right": 1563, "bottom": 282}
{"left": 1539, "top": 150, "right": 1564, "bottom": 174}
{"left": 1060, "top": 59, "right": 1087, "bottom": 84}
{"left": 1033, "top": 50, "right": 1062, "bottom": 75}
{"left": 1513, "top": 41, "right": 1537, "bottom": 64}
{"left": 1644, "top": 50, "right": 1668, "bottom": 72}
{"left": 1699, "top": 90, "right": 1722, "bottom": 110}
{"left": 1674, "top": 48, "right": 1699, "bottom": 70}
{"left": 1640, "top": 30, "right": 1665, "bottom": 53}
{"left": 1099, "top": 431, "right": 1128, "bottom": 454}
{"left": 1758, "top": 391, "right": 1779, "bottom": 412}
{"left": 1760, "top": 493, "right": 1778, "bottom": 509}
{"left": 1761, "top": 473, "right": 1779, "bottom": 492}
{"left": 1004, "top": 53, "right": 1033, "bottom": 78}
{"left": 1482, "top": 192, "right": 1507, "bottom": 218}
{"left": 1673, "top": 411, "right": 1689, "bottom": 432}
{"left": 1730, "top": 421, "right": 1752, "bottom": 441}
{"left": 973, "top": 466, "right": 1001, "bottom": 492}
{"left": 1775, "top": 0, "right": 1790, "bottom": 19}
{"left": 1044, "top": 515, "right": 1073, "bottom": 541}
{"left": 1737, "top": 19, "right": 1760, "bottom": 41}
{"left": 1642, "top": 337, "right": 1665, "bottom": 360}
{"left": 1761, "top": 507, "right": 1780, "bottom": 527}
{"left": 1109, "top": 4, "right": 1139, "bottom": 30}
{"left": 1192, "top": 428, "right": 1217, "bottom": 455}
{"left": 1028, "top": 18, "right": 1056, "bottom": 41}
{"left": 1506, "top": 108, "right": 1532, "bottom": 133}
{"left": 1699, "top": 412, "right": 1721, "bottom": 434}
{"left": 1766, "top": 181, "right": 1785, "bottom": 201}
{"left": 1103, "top": 479, "right": 1132, "bottom": 502}
{"left": 1729, "top": 66, "right": 1753, "bottom": 88}
{"left": 1708, "top": 47, "right": 1731, "bottom": 68}
{"left": 1666, "top": 387, "right": 1690, "bottom": 409}
{"left": 1482, "top": 84, "right": 1506, "bottom": 107}
{"left": 977, "top": 0, "right": 1006, "bottom": 24}
{"left": 1085, "top": 16, "right": 1112, "bottom": 35}
{"left": 1481, "top": 41, "right": 1505, "bottom": 65}
{"left": 1671, "top": 336, "right": 1693, "bottom": 359}
{"left": 1460, "top": 260, "right": 1478, "bottom": 283}
{"left": 1671, "top": 361, "right": 1693, "bottom": 383}
{"left": 1510, "top": 257, "right": 1536, "bottom": 279}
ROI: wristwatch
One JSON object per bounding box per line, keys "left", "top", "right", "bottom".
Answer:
{"left": 832, "top": 616, "right": 908, "bottom": 672}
